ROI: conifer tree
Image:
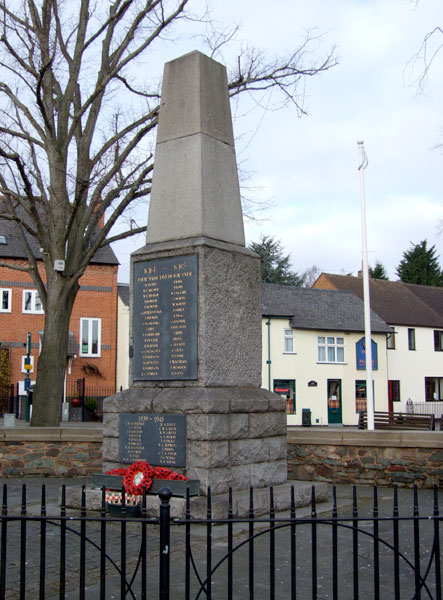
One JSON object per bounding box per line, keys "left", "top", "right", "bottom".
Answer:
{"left": 369, "top": 260, "right": 388, "bottom": 280}
{"left": 396, "top": 240, "right": 443, "bottom": 286}
{"left": 249, "top": 235, "right": 304, "bottom": 286}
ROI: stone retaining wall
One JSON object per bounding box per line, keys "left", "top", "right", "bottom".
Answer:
{"left": 1, "top": 426, "right": 442, "bottom": 486}
{"left": 288, "top": 428, "right": 443, "bottom": 488}
{"left": 0, "top": 427, "right": 102, "bottom": 477}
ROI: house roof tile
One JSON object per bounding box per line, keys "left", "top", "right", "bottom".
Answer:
{"left": 315, "top": 274, "right": 443, "bottom": 327}
{"left": 261, "top": 283, "right": 392, "bottom": 333}
{"left": 0, "top": 207, "right": 119, "bottom": 266}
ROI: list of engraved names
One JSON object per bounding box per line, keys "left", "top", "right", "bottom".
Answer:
{"left": 119, "top": 414, "right": 186, "bottom": 467}
{"left": 133, "top": 255, "right": 197, "bottom": 380}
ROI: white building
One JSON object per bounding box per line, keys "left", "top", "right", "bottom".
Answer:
{"left": 314, "top": 274, "right": 443, "bottom": 415}
{"left": 116, "top": 284, "right": 130, "bottom": 391}
{"left": 261, "top": 284, "right": 392, "bottom": 426}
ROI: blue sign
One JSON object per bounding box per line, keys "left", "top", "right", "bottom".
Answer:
{"left": 356, "top": 338, "right": 378, "bottom": 370}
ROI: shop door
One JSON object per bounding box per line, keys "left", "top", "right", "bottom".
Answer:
{"left": 327, "top": 379, "right": 342, "bottom": 425}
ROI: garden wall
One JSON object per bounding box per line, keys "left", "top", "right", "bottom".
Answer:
{"left": 1, "top": 426, "right": 442, "bottom": 487}
{"left": 288, "top": 428, "right": 443, "bottom": 488}
{"left": 0, "top": 427, "right": 102, "bottom": 477}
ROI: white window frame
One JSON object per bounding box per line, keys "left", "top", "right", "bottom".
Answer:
{"left": 283, "top": 328, "right": 295, "bottom": 353}
{"left": 22, "top": 289, "right": 43, "bottom": 314}
{"left": 21, "top": 355, "right": 34, "bottom": 374}
{"left": 80, "top": 318, "right": 102, "bottom": 357}
{"left": 387, "top": 330, "right": 396, "bottom": 350}
{"left": 434, "top": 330, "right": 443, "bottom": 352}
{"left": 317, "top": 336, "right": 345, "bottom": 364}
{"left": 0, "top": 288, "right": 11, "bottom": 312}
{"left": 408, "top": 328, "right": 416, "bottom": 351}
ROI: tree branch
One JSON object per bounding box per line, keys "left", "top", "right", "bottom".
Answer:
{"left": 100, "top": 224, "right": 146, "bottom": 246}
{"left": 406, "top": 26, "right": 443, "bottom": 94}
{"left": 0, "top": 260, "right": 32, "bottom": 272}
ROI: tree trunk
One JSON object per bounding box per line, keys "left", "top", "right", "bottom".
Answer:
{"left": 30, "top": 275, "right": 78, "bottom": 427}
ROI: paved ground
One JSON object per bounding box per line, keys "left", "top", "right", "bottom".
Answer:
{"left": 0, "top": 476, "right": 441, "bottom": 599}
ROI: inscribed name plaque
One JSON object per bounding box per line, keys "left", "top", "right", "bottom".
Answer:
{"left": 119, "top": 413, "right": 186, "bottom": 467}
{"left": 133, "top": 254, "right": 198, "bottom": 380}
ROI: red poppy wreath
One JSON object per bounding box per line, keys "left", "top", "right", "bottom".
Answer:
{"left": 105, "top": 461, "right": 188, "bottom": 496}
{"left": 123, "top": 461, "right": 155, "bottom": 495}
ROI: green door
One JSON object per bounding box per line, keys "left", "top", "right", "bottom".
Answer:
{"left": 327, "top": 379, "right": 342, "bottom": 425}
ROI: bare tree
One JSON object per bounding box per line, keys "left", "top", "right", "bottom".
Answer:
{"left": 302, "top": 265, "right": 321, "bottom": 288}
{"left": 405, "top": 25, "right": 443, "bottom": 95}
{"left": 0, "top": 0, "right": 336, "bottom": 426}
{"left": 405, "top": 18, "right": 443, "bottom": 230}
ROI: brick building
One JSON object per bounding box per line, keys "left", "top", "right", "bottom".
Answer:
{"left": 0, "top": 218, "right": 119, "bottom": 411}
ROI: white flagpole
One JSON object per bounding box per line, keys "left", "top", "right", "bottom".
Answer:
{"left": 357, "top": 141, "right": 374, "bottom": 431}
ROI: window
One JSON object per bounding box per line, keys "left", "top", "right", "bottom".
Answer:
{"left": 355, "top": 381, "right": 367, "bottom": 413}
{"left": 21, "top": 355, "right": 34, "bottom": 374}
{"left": 0, "top": 235, "right": 6, "bottom": 244}
{"left": 425, "top": 377, "right": 443, "bottom": 401}
{"left": 273, "top": 379, "right": 296, "bottom": 414}
{"left": 434, "top": 330, "right": 443, "bottom": 352}
{"left": 284, "top": 329, "right": 295, "bottom": 353}
{"left": 318, "top": 336, "right": 345, "bottom": 363}
{"left": 408, "top": 328, "right": 416, "bottom": 351}
{"left": 0, "top": 288, "right": 11, "bottom": 312}
{"left": 387, "top": 330, "right": 396, "bottom": 349}
{"left": 80, "top": 318, "right": 101, "bottom": 357}
{"left": 388, "top": 380, "right": 401, "bottom": 402}
{"left": 22, "top": 290, "right": 43, "bottom": 313}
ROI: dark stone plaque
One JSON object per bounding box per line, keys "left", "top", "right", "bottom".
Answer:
{"left": 133, "top": 254, "right": 198, "bottom": 380}
{"left": 119, "top": 413, "right": 186, "bottom": 467}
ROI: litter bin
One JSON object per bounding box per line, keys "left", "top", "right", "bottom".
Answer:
{"left": 302, "top": 408, "right": 311, "bottom": 427}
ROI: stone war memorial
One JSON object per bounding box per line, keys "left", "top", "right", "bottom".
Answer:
{"left": 102, "top": 51, "right": 325, "bottom": 516}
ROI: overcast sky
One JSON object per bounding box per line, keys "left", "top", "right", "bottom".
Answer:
{"left": 113, "top": 0, "right": 443, "bottom": 283}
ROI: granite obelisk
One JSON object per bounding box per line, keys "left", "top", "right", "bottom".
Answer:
{"left": 103, "top": 51, "right": 288, "bottom": 498}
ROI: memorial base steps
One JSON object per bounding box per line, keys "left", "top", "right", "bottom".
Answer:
{"left": 62, "top": 480, "right": 328, "bottom": 519}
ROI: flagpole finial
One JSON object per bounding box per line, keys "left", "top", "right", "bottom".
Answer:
{"left": 357, "top": 140, "right": 368, "bottom": 170}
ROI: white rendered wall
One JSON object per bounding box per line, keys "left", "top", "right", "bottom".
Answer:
{"left": 116, "top": 293, "right": 130, "bottom": 391}
{"left": 385, "top": 325, "right": 443, "bottom": 409}
{"left": 261, "top": 318, "right": 389, "bottom": 426}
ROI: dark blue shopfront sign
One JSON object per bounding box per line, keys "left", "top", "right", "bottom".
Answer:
{"left": 356, "top": 337, "right": 378, "bottom": 370}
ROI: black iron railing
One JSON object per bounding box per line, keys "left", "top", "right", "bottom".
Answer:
{"left": 0, "top": 483, "right": 441, "bottom": 599}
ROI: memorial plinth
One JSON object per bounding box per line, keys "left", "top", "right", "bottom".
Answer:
{"left": 102, "top": 51, "right": 288, "bottom": 501}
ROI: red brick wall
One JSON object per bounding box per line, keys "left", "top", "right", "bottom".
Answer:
{"left": 312, "top": 273, "right": 336, "bottom": 290}
{"left": 69, "top": 263, "right": 118, "bottom": 388}
{"left": 0, "top": 259, "right": 118, "bottom": 393}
